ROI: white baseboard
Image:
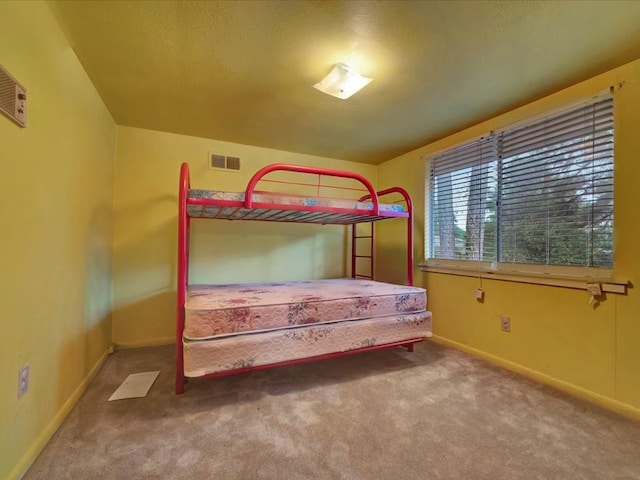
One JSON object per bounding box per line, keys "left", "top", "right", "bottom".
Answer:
{"left": 12, "top": 348, "right": 111, "bottom": 480}
{"left": 430, "top": 335, "right": 640, "bottom": 421}
{"left": 113, "top": 336, "right": 174, "bottom": 349}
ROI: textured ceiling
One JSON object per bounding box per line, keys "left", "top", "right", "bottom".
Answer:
{"left": 49, "top": 0, "right": 640, "bottom": 164}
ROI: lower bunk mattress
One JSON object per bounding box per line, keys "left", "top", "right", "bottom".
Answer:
{"left": 184, "top": 278, "right": 427, "bottom": 340}
{"left": 183, "top": 311, "right": 432, "bottom": 377}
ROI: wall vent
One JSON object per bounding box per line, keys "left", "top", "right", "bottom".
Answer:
{"left": 210, "top": 154, "right": 226, "bottom": 169}
{"left": 209, "top": 153, "right": 241, "bottom": 171}
{"left": 226, "top": 156, "right": 240, "bottom": 170}
{"left": 0, "top": 64, "right": 27, "bottom": 127}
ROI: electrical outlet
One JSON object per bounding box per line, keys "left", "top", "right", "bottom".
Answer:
{"left": 501, "top": 316, "right": 511, "bottom": 332}
{"left": 18, "top": 365, "right": 29, "bottom": 398}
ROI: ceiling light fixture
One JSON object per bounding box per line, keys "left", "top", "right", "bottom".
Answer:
{"left": 313, "top": 63, "right": 373, "bottom": 100}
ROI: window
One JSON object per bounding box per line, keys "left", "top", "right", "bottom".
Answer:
{"left": 427, "top": 93, "right": 614, "bottom": 270}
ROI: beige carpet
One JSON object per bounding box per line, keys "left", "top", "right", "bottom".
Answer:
{"left": 24, "top": 341, "right": 640, "bottom": 479}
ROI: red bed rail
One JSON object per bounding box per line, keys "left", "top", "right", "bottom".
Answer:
{"left": 243, "top": 163, "right": 380, "bottom": 215}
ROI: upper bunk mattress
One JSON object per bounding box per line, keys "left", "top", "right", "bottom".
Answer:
{"left": 186, "top": 190, "right": 406, "bottom": 224}
{"left": 184, "top": 278, "right": 426, "bottom": 341}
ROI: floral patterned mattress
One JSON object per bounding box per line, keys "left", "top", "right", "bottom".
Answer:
{"left": 184, "top": 278, "right": 427, "bottom": 341}
{"left": 183, "top": 310, "right": 432, "bottom": 377}
{"left": 186, "top": 190, "right": 406, "bottom": 222}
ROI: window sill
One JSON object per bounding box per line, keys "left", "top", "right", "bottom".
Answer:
{"left": 419, "top": 260, "right": 628, "bottom": 294}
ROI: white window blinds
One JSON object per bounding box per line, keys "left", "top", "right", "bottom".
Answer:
{"left": 429, "top": 136, "right": 497, "bottom": 262}
{"left": 428, "top": 93, "right": 614, "bottom": 268}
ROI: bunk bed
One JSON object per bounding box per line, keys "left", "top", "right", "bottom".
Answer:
{"left": 176, "top": 162, "right": 432, "bottom": 394}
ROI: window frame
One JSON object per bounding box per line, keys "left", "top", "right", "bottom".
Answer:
{"left": 421, "top": 90, "right": 627, "bottom": 293}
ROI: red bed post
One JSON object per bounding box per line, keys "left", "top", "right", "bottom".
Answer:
{"left": 176, "top": 162, "right": 191, "bottom": 394}
{"left": 358, "top": 187, "right": 413, "bottom": 286}
{"left": 351, "top": 225, "right": 357, "bottom": 280}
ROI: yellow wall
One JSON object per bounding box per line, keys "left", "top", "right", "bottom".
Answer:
{"left": 378, "top": 59, "right": 640, "bottom": 416}
{"left": 113, "top": 126, "right": 377, "bottom": 346}
{"left": 3, "top": 4, "right": 637, "bottom": 477}
{"left": 0, "top": 2, "right": 116, "bottom": 479}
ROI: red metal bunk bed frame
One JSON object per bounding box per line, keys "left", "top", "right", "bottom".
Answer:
{"left": 176, "top": 162, "right": 418, "bottom": 394}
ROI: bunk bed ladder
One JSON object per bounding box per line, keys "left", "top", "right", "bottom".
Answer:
{"left": 356, "top": 187, "right": 414, "bottom": 287}
{"left": 351, "top": 222, "right": 374, "bottom": 280}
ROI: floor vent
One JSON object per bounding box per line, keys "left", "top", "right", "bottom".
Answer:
{"left": 209, "top": 154, "right": 241, "bottom": 171}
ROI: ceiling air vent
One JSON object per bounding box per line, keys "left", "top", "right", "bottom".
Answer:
{"left": 209, "top": 153, "right": 241, "bottom": 171}
{"left": 0, "top": 64, "right": 27, "bottom": 128}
